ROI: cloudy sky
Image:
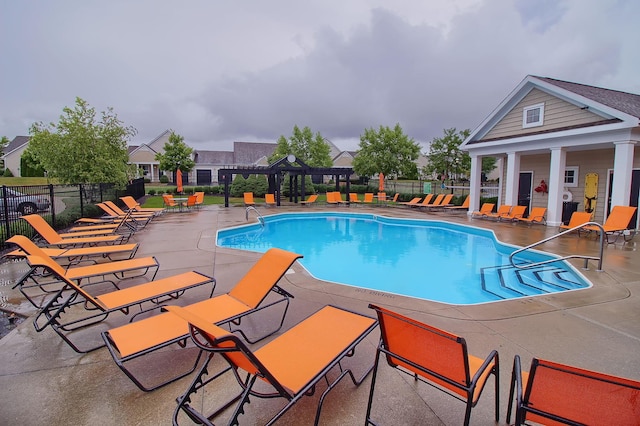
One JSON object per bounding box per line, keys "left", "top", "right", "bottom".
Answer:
{"left": 1, "top": 0, "right": 638, "bottom": 152}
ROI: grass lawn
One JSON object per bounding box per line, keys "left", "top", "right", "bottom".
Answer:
{"left": 0, "top": 177, "right": 55, "bottom": 185}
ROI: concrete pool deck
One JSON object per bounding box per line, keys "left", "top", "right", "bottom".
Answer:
{"left": 1, "top": 202, "right": 639, "bottom": 425}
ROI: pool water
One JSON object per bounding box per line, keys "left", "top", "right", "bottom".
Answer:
{"left": 217, "top": 212, "right": 591, "bottom": 305}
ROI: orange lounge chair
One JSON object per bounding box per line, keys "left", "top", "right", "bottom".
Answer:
{"left": 444, "top": 195, "right": 470, "bottom": 212}
{"left": 558, "top": 211, "right": 594, "bottom": 235}
{"left": 299, "top": 194, "right": 318, "bottom": 206}
{"left": 411, "top": 193, "right": 434, "bottom": 208}
{"left": 97, "top": 202, "right": 153, "bottom": 229}
{"left": 4, "top": 236, "right": 139, "bottom": 266}
{"left": 120, "top": 195, "right": 165, "bottom": 214}
{"left": 507, "top": 355, "right": 640, "bottom": 426}
{"left": 516, "top": 207, "right": 547, "bottom": 225}
{"left": 349, "top": 192, "right": 361, "bottom": 204}
{"left": 25, "top": 254, "right": 215, "bottom": 353}
{"left": 167, "top": 304, "right": 377, "bottom": 425}
{"left": 265, "top": 193, "right": 277, "bottom": 207}
{"left": 8, "top": 235, "right": 159, "bottom": 309}
{"left": 471, "top": 203, "right": 495, "bottom": 217}
{"left": 482, "top": 204, "right": 512, "bottom": 220}
{"left": 365, "top": 305, "right": 499, "bottom": 426}
{"left": 390, "top": 192, "right": 400, "bottom": 203}
{"left": 584, "top": 205, "right": 638, "bottom": 243}
{"left": 398, "top": 197, "right": 422, "bottom": 207}
{"left": 29, "top": 211, "right": 132, "bottom": 238}
{"left": 326, "top": 191, "right": 346, "bottom": 206}
{"left": 74, "top": 214, "right": 131, "bottom": 226}
{"left": 426, "top": 193, "right": 455, "bottom": 210}
{"left": 243, "top": 192, "right": 255, "bottom": 206}
{"left": 325, "top": 191, "right": 336, "bottom": 205}
{"left": 103, "top": 200, "right": 155, "bottom": 220}
{"left": 103, "top": 248, "right": 302, "bottom": 391}
{"left": 377, "top": 192, "right": 387, "bottom": 204}
{"left": 498, "top": 205, "right": 527, "bottom": 222}
{"left": 363, "top": 192, "right": 375, "bottom": 204}
{"left": 22, "top": 214, "right": 128, "bottom": 247}
{"left": 419, "top": 193, "right": 444, "bottom": 209}
{"left": 61, "top": 224, "right": 122, "bottom": 237}
{"left": 65, "top": 213, "right": 136, "bottom": 236}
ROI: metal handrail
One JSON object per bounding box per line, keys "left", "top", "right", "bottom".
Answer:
{"left": 245, "top": 206, "right": 265, "bottom": 227}
{"left": 509, "top": 221, "right": 605, "bottom": 272}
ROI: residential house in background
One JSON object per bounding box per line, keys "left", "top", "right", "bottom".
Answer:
{"left": 129, "top": 132, "right": 356, "bottom": 185}
{"left": 128, "top": 130, "right": 279, "bottom": 185}
{"left": 127, "top": 130, "right": 171, "bottom": 183}
{"left": 3, "top": 136, "right": 30, "bottom": 177}
{"left": 461, "top": 75, "right": 640, "bottom": 228}
{"left": 4, "top": 130, "right": 429, "bottom": 187}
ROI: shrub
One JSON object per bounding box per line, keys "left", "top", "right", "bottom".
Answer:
{"left": 148, "top": 189, "right": 156, "bottom": 196}
{"left": 313, "top": 184, "right": 330, "bottom": 194}
{"left": 159, "top": 175, "right": 169, "bottom": 184}
{"left": 230, "top": 175, "right": 268, "bottom": 197}
{"left": 3, "top": 168, "right": 14, "bottom": 177}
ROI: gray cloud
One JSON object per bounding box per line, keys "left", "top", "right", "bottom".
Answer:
{"left": 1, "top": 0, "right": 638, "bottom": 152}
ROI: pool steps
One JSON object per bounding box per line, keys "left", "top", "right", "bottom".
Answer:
{"left": 481, "top": 264, "right": 586, "bottom": 300}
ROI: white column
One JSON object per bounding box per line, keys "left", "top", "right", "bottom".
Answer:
{"left": 611, "top": 141, "right": 636, "bottom": 208}
{"left": 547, "top": 147, "right": 566, "bottom": 227}
{"left": 504, "top": 152, "right": 520, "bottom": 206}
{"left": 497, "top": 156, "right": 504, "bottom": 206}
{"left": 468, "top": 154, "right": 483, "bottom": 216}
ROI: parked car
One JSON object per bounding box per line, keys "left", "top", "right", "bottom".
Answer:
{"left": 0, "top": 188, "right": 51, "bottom": 216}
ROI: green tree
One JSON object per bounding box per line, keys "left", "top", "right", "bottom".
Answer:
{"left": 26, "top": 97, "right": 136, "bottom": 185}
{"left": 481, "top": 156, "right": 497, "bottom": 177}
{"left": 424, "top": 128, "right": 471, "bottom": 180}
{"left": 352, "top": 123, "right": 421, "bottom": 179}
{"left": 268, "top": 125, "right": 332, "bottom": 167}
{"left": 0, "top": 136, "right": 10, "bottom": 170}
{"left": 154, "top": 131, "right": 195, "bottom": 174}
{"left": 20, "top": 150, "right": 46, "bottom": 177}
{"left": 423, "top": 128, "right": 497, "bottom": 180}
{"left": 230, "top": 174, "right": 268, "bottom": 197}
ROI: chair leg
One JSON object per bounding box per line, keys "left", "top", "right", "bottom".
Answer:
{"left": 364, "top": 347, "right": 383, "bottom": 426}
{"left": 506, "top": 355, "right": 520, "bottom": 425}
{"left": 494, "top": 359, "right": 500, "bottom": 422}
{"left": 173, "top": 353, "right": 236, "bottom": 425}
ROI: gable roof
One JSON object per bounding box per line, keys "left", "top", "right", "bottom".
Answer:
{"left": 128, "top": 143, "right": 158, "bottom": 156}
{"left": 193, "top": 150, "right": 235, "bottom": 165}
{"left": 4, "top": 136, "right": 30, "bottom": 156}
{"left": 538, "top": 77, "right": 640, "bottom": 119}
{"left": 232, "top": 142, "right": 277, "bottom": 165}
{"left": 462, "top": 75, "right": 640, "bottom": 149}
{"left": 147, "top": 130, "right": 171, "bottom": 146}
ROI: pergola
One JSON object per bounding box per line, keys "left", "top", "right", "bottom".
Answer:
{"left": 217, "top": 155, "right": 355, "bottom": 207}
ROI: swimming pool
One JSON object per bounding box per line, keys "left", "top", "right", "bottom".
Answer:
{"left": 217, "top": 212, "right": 591, "bottom": 304}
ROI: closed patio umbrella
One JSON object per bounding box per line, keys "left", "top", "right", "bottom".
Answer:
{"left": 176, "top": 169, "right": 183, "bottom": 194}
{"left": 379, "top": 173, "right": 384, "bottom": 191}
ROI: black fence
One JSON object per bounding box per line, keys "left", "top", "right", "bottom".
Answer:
{"left": 0, "top": 178, "right": 145, "bottom": 251}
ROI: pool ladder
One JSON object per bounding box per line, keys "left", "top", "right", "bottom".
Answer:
{"left": 245, "top": 206, "right": 265, "bottom": 227}
{"left": 509, "top": 222, "right": 605, "bottom": 272}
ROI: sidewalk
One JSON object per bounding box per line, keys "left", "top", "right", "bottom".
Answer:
{"left": 1, "top": 203, "right": 639, "bottom": 425}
